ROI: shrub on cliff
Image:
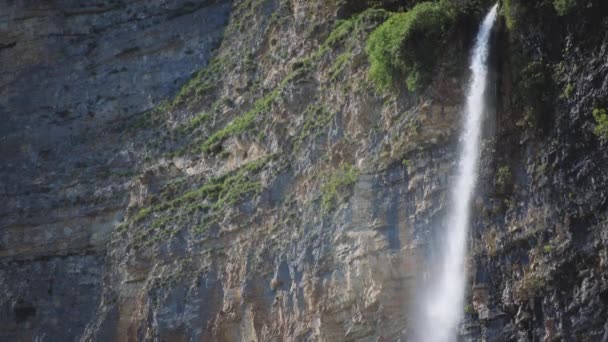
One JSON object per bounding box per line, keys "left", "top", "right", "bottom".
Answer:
{"left": 365, "top": 2, "right": 454, "bottom": 92}
{"left": 553, "top": 0, "right": 577, "bottom": 16}
{"left": 321, "top": 163, "right": 359, "bottom": 212}
{"left": 593, "top": 108, "right": 608, "bottom": 139}
{"left": 502, "top": 0, "right": 518, "bottom": 29}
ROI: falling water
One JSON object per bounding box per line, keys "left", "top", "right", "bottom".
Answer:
{"left": 415, "top": 4, "right": 498, "bottom": 342}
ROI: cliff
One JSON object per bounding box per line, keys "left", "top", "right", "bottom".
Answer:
{"left": 1, "top": 0, "right": 607, "bottom": 341}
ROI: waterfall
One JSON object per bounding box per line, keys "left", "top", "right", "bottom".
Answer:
{"left": 415, "top": 4, "right": 498, "bottom": 342}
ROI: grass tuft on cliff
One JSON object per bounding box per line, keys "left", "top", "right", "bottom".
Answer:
{"left": 321, "top": 163, "right": 360, "bottom": 212}
{"left": 553, "top": 0, "right": 577, "bottom": 16}
{"left": 123, "top": 155, "right": 274, "bottom": 247}
{"left": 199, "top": 89, "right": 279, "bottom": 154}
{"left": 502, "top": 0, "right": 518, "bottom": 29}
{"left": 365, "top": 2, "right": 454, "bottom": 92}
{"left": 593, "top": 108, "right": 608, "bottom": 139}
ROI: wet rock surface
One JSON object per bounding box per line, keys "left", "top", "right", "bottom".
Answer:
{"left": 465, "top": 1, "right": 608, "bottom": 340}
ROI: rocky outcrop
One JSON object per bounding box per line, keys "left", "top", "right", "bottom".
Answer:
{"left": 0, "top": 0, "right": 231, "bottom": 340}
{"left": 78, "top": 2, "right": 469, "bottom": 338}
{"left": 464, "top": 1, "right": 608, "bottom": 340}
{"left": 1, "top": 0, "right": 607, "bottom": 341}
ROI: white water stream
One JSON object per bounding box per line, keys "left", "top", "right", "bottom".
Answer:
{"left": 415, "top": 4, "right": 498, "bottom": 342}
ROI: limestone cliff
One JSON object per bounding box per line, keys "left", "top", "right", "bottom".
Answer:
{"left": 1, "top": 0, "right": 607, "bottom": 341}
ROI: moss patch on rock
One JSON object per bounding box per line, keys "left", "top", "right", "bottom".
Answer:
{"left": 321, "top": 163, "right": 360, "bottom": 212}
{"left": 553, "top": 0, "right": 577, "bottom": 16}
{"left": 122, "top": 155, "right": 274, "bottom": 248}
{"left": 593, "top": 108, "right": 608, "bottom": 139}
{"left": 365, "top": 2, "right": 454, "bottom": 92}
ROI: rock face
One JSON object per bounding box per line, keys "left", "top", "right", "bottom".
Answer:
{"left": 464, "top": 1, "right": 608, "bottom": 340}
{"left": 1, "top": 0, "right": 607, "bottom": 341}
{"left": 0, "top": 0, "right": 231, "bottom": 340}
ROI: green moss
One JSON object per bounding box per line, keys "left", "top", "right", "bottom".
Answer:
{"left": 325, "top": 18, "right": 357, "bottom": 48}
{"left": 177, "top": 112, "right": 210, "bottom": 134}
{"left": 561, "top": 83, "right": 574, "bottom": 99}
{"left": 133, "top": 207, "right": 152, "bottom": 223}
{"left": 593, "top": 108, "right": 608, "bottom": 139}
{"left": 513, "top": 60, "right": 551, "bottom": 125}
{"left": 295, "top": 103, "right": 335, "bottom": 149}
{"left": 518, "top": 62, "right": 548, "bottom": 99}
{"left": 190, "top": 9, "right": 388, "bottom": 156}
{"left": 329, "top": 52, "right": 352, "bottom": 80}
{"left": 495, "top": 165, "right": 511, "bottom": 188}
{"left": 199, "top": 89, "right": 279, "bottom": 154}
{"left": 196, "top": 55, "right": 320, "bottom": 156}
{"left": 216, "top": 158, "right": 269, "bottom": 209}
{"left": 406, "top": 69, "right": 425, "bottom": 93}
{"left": 543, "top": 244, "right": 554, "bottom": 254}
{"left": 502, "top": 0, "right": 518, "bottom": 30}
{"left": 159, "top": 157, "right": 269, "bottom": 213}
{"left": 172, "top": 57, "right": 224, "bottom": 109}
{"left": 366, "top": 2, "right": 454, "bottom": 92}
{"left": 125, "top": 156, "right": 273, "bottom": 247}
{"left": 115, "top": 222, "right": 129, "bottom": 234}
{"left": 553, "top": 0, "right": 576, "bottom": 16}
{"left": 316, "top": 8, "right": 389, "bottom": 59}
{"left": 128, "top": 57, "right": 224, "bottom": 133}
{"left": 321, "top": 163, "right": 360, "bottom": 212}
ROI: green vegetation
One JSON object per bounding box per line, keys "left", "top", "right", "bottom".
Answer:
{"left": 534, "top": 161, "right": 549, "bottom": 182}
{"left": 199, "top": 89, "right": 279, "bottom": 153}
{"left": 198, "top": 55, "right": 317, "bottom": 155}
{"left": 561, "top": 83, "right": 574, "bottom": 99}
{"left": 172, "top": 57, "right": 223, "bottom": 109}
{"left": 176, "top": 112, "right": 210, "bottom": 134}
{"left": 130, "top": 109, "right": 157, "bottom": 131}
{"left": 366, "top": 2, "right": 454, "bottom": 92}
{"left": 495, "top": 165, "right": 511, "bottom": 188}
{"left": 593, "top": 108, "right": 608, "bottom": 139}
{"left": 321, "top": 163, "right": 360, "bottom": 212}
{"left": 520, "top": 274, "right": 546, "bottom": 298}
{"left": 133, "top": 207, "right": 152, "bottom": 223}
{"left": 464, "top": 304, "right": 475, "bottom": 314}
{"left": 230, "top": 0, "right": 278, "bottom": 35}
{"left": 129, "top": 57, "right": 224, "bottom": 132}
{"left": 553, "top": 0, "right": 577, "bottom": 16}
{"left": 295, "top": 103, "right": 335, "bottom": 149}
{"left": 502, "top": 0, "right": 518, "bottom": 30}
{"left": 518, "top": 62, "right": 549, "bottom": 101}
{"left": 123, "top": 156, "right": 273, "bottom": 247}
{"left": 324, "top": 16, "right": 358, "bottom": 50}
{"left": 513, "top": 60, "right": 550, "bottom": 127}
{"left": 402, "top": 158, "right": 410, "bottom": 167}
{"left": 191, "top": 8, "right": 389, "bottom": 156}
{"left": 316, "top": 8, "right": 389, "bottom": 59}
{"left": 543, "top": 244, "right": 554, "bottom": 254}
{"left": 164, "top": 156, "right": 268, "bottom": 212}
{"left": 329, "top": 52, "right": 352, "bottom": 80}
